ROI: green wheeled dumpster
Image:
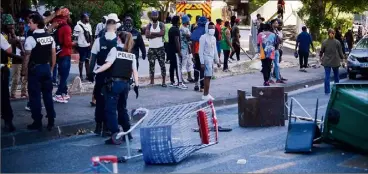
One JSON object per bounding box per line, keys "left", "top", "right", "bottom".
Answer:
{"left": 323, "top": 83, "right": 368, "bottom": 152}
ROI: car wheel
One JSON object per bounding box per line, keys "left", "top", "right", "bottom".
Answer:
{"left": 349, "top": 72, "right": 356, "bottom": 79}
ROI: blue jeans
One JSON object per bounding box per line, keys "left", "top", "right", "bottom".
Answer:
{"left": 104, "top": 80, "right": 131, "bottom": 134}
{"left": 324, "top": 66, "right": 340, "bottom": 94}
{"left": 273, "top": 50, "right": 280, "bottom": 80}
{"left": 55, "top": 56, "right": 71, "bottom": 95}
{"left": 52, "top": 63, "right": 58, "bottom": 83}
{"left": 28, "top": 64, "right": 56, "bottom": 121}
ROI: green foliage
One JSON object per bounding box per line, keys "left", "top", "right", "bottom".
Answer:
{"left": 42, "top": 0, "right": 151, "bottom": 31}
{"left": 68, "top": 0, "right": 122, "bottom": 29}
{"left": 298, "top": 0, "right": 364, "bottom": 41}
{"left": 249, "top": 0, "right": 268, "bottom": 13}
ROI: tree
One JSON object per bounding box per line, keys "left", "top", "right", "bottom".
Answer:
{"left": 41, "top": 0, "right": 158, "bottom": 30}
{"left": 1, "top": 0, "right": 31, "bottom": 17}
{"left": 298, "top": 0, "right": 368, "bottom": 41}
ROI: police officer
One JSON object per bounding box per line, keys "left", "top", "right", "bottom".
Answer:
{"left": 1, "top": 33, "right": 23, "bottom": 132}
{"left": 22, "top": 14, "right": 56, "bottom": 131}
{"left": 88, "top": 14, "right": 119, "bottom": 135}
{"left": 118, "top": 14, "right": 146, "bottom": 70}
{"left": 93, "top": 31, "right": 139, "bottom": 145}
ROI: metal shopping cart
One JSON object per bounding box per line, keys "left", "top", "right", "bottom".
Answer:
{"left": 82, "top": 101, "right": 219, "bottom": 172}
{"left": 139, "top": 100, "right": 218, "bottom": 164}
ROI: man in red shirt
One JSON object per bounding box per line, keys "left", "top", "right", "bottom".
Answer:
{"left": 51, "top": 8, "right": 73, "bottom": 103}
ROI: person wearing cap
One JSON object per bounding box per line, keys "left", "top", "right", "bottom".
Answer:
{"left": 118, "top": 13, "right": 146, "bottom": 70}
{"left": 93, "top": 31, "right": 139, "bottom": 145}
{"left": 95, "top": 16, "right": 107, "bottom": 39}
{"left": 21, "top": 14, "right": 56, "bottom": 131}
{"left": 73, "top": 12, "right": 93, "bottom": 81}
{"left": 191, "top": 16, "right": 207, "bottom": 92}
{"left": 145, "top": 10, "right": 167, "bottom": 86}
{"left": 10, "top": 18, "right": 28, "bottom": 99}
{"left": 87, "top": 14, "right": 119, "bottom": 136}
{"left": 164, "top": 16, "right": 172, "bottom": 63}
{"left": 51, "top": 8, "right": 73, "bottom": 104}
{"left": 180, "top": 15, "right": 194, "bottom": 83}
{"left": 230, "top": 18, "right": 241, "bottom": 61}
{"left": 96, "top": 13, "right": 120, "bottom": 38}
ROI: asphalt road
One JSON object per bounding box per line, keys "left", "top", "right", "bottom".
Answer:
{"left": 2, "top": 77, "right": 367, "bottom": 173}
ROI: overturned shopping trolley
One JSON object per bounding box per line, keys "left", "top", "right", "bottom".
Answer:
{"left": 139, "top": 100, "right": 219, "bottom": 164}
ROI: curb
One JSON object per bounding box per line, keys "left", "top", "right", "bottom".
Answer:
{"left": 1, "top": 71, "right": 348, "bottom": 149}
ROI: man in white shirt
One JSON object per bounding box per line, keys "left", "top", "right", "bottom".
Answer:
{"left": 1, "top": 33, "right": 17, "bottom": 132}
{"left": 95, "top": 16, "right": 107, "bottom": 39}
{"left": 74, "top": 13, "right": 93, "bottom": 80}
{"left": 21, "top": 14, "right": 56, "bottom": 131}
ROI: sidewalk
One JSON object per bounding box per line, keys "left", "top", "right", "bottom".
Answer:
{"left": 2, "top": 63, "right": 347, "bottom": 148}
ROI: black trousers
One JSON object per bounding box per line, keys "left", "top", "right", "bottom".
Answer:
{"left": 298, "top": 51, "right": 309, "bottom": 68}
{"left": 223, "top": 50, "right": 231, "bottom": 70}
{"left": 1, "top": 67, "right": 13, "bottom": 123}
{"left": 261, "top": 59, "right": 272, "bottom": 82}
{"left": 230, "top": 42, "right": 240, "bottom": 60}
{"left": 169, "top": 52, "right": 180, "bottom": 83}
{"left": 164, "top": 43, "right": 170, "bottom": 61}
{"left": 94, "top": 73, "right": 107, "bottom": 124}
{"left": 193, "top": 53, "right": 204, "bottom": 88}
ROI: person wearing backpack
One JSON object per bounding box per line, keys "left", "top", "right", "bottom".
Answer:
{"left": 73, "top": 13, "right": 93, "bottom": 81}
{"left": 51, "top": 8, "right": 73, "bottom": 104}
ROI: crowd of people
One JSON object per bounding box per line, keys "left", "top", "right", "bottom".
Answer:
{"left": 0, "top": 7, "right": 247, "bottom": 144}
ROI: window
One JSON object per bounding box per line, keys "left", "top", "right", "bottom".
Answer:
{"left": 355, "top": 37, "right": 368, "bottom": 49}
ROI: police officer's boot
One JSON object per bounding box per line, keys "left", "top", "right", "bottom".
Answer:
{"left": 47, "top": 117, "right": 55, "bottom": 131}
{"left": 27, "top": 121, "right": 42, "bottom": 131}
{"left": 102, "top": 122, "right": 112, "bottom": 137}
{"left": 3, "top": 121, "right": 16, "bottom": 132}
{"left": 94, "top": 122, "right": 102, "bottom": 135}
{"left": 121, "top": 126, "right": 133, "bottom": 141}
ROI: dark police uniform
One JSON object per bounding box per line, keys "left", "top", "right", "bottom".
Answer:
{"left": 1, "top": 34, "right": 15, "bottom": 131}
{"left": 89, "top": 33, "right": 118, "bottom": 134}
{"left": 117, "top": 26, "right": 146, "bottom": 70}
{"left": 101, "top": 46, "right": 137, "bottom": 144}
{"left": 24, "top": 29, "right": 56, "bottom": 130}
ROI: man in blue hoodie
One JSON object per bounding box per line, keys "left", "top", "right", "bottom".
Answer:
{"left": 191, "top": 16, "right": 207, "bottom": 92}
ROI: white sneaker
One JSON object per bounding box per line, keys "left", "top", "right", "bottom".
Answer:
{"left": 25, "top": 106, "right": 31, "bottom": 111}
{"left": 178, "top": 83, "right": 188, "bottom": 90}
{"left": 53, "top": 95, "right": 68, "bottom": 103}
{"left": 202, "top": 94, "right": 215, "bottom": 101}
{"left": 63, "top": 94, "right": 71, "bottom": 100}
{"left": 169, "top": 83, "right": 178, "bottom": 88}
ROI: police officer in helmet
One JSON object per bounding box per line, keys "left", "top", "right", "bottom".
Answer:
{"left": 93, "top": 31, "right": 139, "bottom": 145}
{"left": 88, "top": 14, "right": 119, "bottom": 136}
{"left": 21, "top": 14, "right": 56, "bottom": 131}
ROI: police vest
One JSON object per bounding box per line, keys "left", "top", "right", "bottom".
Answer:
{"left": 30, "top": 32, "right": 53, "bottom": 64}
{"left": 110, "top": 47, "right": 134, "bottom": 79}
{"left": 96, "top": 35, "right": 117, "bottom": 66}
